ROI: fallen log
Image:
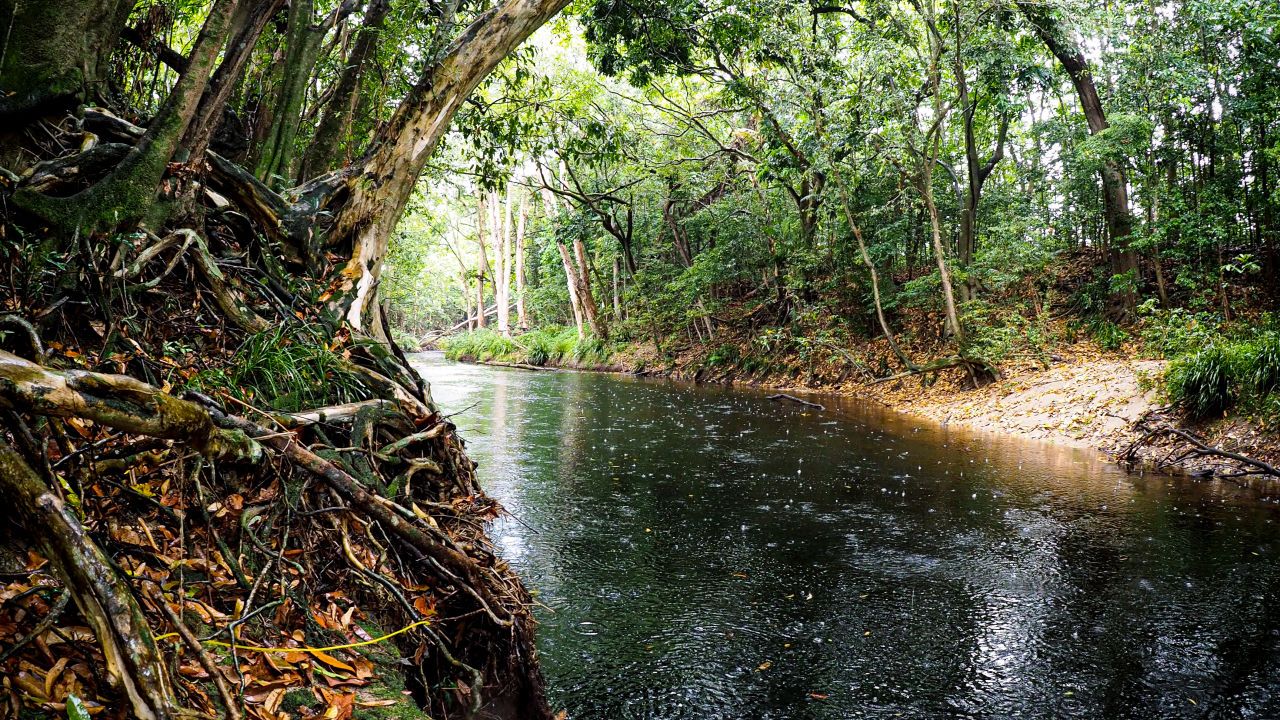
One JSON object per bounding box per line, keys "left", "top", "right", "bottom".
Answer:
{"left": 869, "top": 355, "right": 1000, "bottom": 385}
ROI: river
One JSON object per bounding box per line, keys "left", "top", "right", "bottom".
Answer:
{"left": 410, "top": 352, "right": 1280, "bottom": 719}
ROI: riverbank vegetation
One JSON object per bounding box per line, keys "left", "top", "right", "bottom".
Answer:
{"left": 396, "top": 0, "right": 1280, "bottom": 473}
{"left": 2, "top": 1, "right": 1279, "bottom": 719}
{"left": 0, "top": 0, "right": 574, "bottom": 716}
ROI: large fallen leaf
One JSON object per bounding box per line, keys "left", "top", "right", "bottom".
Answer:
{"left": 310, "top": 651, "right": 355, "bottom": 674}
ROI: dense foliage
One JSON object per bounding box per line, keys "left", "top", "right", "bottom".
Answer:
{"left": 393, "top": 0, "right": 1278, "bottom": 422}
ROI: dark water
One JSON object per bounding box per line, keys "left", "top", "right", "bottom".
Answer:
{"left": 411, "top": 353, "right": 1280, "bottom": 720}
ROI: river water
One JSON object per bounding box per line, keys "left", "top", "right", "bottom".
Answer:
{"left": 410, "top": 353, "right": 1280, "bottom": 719}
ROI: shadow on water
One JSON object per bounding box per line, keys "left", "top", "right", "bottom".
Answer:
{"left": 411, "top": 352, "right": 1280, "bottom": 720}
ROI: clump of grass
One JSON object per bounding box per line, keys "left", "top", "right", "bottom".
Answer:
{"left": 443, "top": 326, "right": 612, "bottom": 367}
{"left": 1163, "top": 331, "right": 1280, "bottom": 421}
{"left": 186, "top": 327, "right": 368, "bottom": 411}
{"left": 1165, "top": 344, "right": 1239, "bottom": 420}
{"left": 442, "top": 328, "right": 518, "bottom": 362}
{"left": 1248, "top": 332, "right": 1280, "bottom": 397}
{"left": 572, "top": 336, "right": 610, "bottom": 365}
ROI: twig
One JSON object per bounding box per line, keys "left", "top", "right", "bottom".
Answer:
{"left": 766, "top": 393, "right": 826, "bottom": 411}
{"left": 159, "top": 598, "right": 244, "bottom": 720}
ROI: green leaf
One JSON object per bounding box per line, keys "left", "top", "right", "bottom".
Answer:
{"left": 67, "top": 694, "right": 90, "bottom": 720}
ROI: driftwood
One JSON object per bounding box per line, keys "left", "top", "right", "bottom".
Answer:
{"left": 767, "top": 393, "right": 826, "bottom": 411}
{"left": 1122, "top": 422, "right": 1279, "bottom": 478}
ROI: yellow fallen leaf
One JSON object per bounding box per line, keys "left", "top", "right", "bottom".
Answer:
{"left": 311, "top": 650, "right": 355, "bottom": 674}
{"left": 757, "top": 661, "right": 771, "bottom": 671}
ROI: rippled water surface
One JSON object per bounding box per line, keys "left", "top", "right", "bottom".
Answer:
{"left": 411, "top": 353, "right": 1280, "bottom": 719}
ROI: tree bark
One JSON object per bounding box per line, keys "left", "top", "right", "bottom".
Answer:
{"left": 475, "top": 196, "right": 490, "bottom": 329}
{"left": 0, "top": 0, "right": 137, "bottom": 122}
{"left": 299, "top": 0, "right": 391, "bottom": 181}
{"left": 496, "top": 187, "right": 513, "bottom": 336}
{"left": 254, "top": 0, "right": 351, "bottom": 185}
{"left": 515, "top": 190, "right": 530, "bottom": 330}
{"left": 1019, "top": 2, "right": 1138, "bottom": 312}
{"left": 13, "top": 0, "right": 239, "bottom": 234}
{"left": 323, "top": 0, "right": 574, "bottom": 339}
{"left": 181, "top": 0, "right": 287, "bottom": 164}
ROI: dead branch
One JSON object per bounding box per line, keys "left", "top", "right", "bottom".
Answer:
{"left": 0, "top": 350, "right": 261, "bottom": 461}
{"left": 766, "top": 393, "right": 826, "bottom": 411}
{"left": 1123, "top": 422, "right": 1280, "bottom": 478}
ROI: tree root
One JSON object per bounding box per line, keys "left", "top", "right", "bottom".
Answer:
{"left": 1121, "top": 421, "right": 1280, "bottom": 478}
{"left": 0, "top": 437, "right": 179, "bottom": 720}
{"left": 0, "top": 350, "right": 261, "bottom": 461}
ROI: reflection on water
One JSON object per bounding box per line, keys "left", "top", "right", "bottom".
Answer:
{"left": 411, "top": 353, "right": 1280, "bottom": 719}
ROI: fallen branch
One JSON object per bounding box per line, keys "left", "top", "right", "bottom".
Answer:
{"left": 1122, "top": 422, "right": 1279, "bottom": 478}
{"left": 0, "top": 350, "right": 261, "bottom": 461}
{"left": 766, "top": 393, "right": 826, "bottom": 411}
{"left": 869, "top": 355, "right": 1000, "bottom": 385}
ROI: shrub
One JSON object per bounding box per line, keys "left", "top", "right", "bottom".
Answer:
{"left": 706, "top": 343, "right": 740, "bottom": 368}
{"left": 1247, "top": 331, "right": 1280, "bottom": 398}
{"left": 1165, "top": 343, "right": 1240, "bottom": 419}
{"left": 1090, "top": 320, "right": 1129, "bottom": 352}
{"left": 572, "top": 336, "right": 610, "bottom": 365}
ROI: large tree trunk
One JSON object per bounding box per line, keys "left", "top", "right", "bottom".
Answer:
{"left": 324, "top": 0, "right": 574, "bottom": 339}
{"left": 572, "top": 235, "right": 607, "bottom": 339}
{"left": 556, "top": 239, "right": 586, "bottom": 338}
{"left": 495, "top": 187, "right": 513, "bottom": 336}
{"left": 475, "top": 197, "right": 490, "bottom": 329}
{"left": 253, "top": 0, "right": 333, "bottom": 185}
{"left": 299, "top": 0, "right": 391, "bottom": 181}
{"left": 13, "top": 0, "right": 240, "bottom": 234}
{"left": 181, "top": 0, "right": 286, "bottom": 164}
{"left": 1019, "top": 2, "right": 1138, "bottom": 312}
{"left": 0, "top": 0, "right": 136, "bottom": 124}
{"left": 540, "top": 188, "right": 585, "bottom": 336}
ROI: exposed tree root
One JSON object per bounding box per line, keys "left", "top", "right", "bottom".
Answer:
{"left": 1122, "top": 420, "right": 1280, "bottom": 478}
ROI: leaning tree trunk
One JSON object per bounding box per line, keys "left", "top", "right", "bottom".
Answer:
{"left": 298, "top": 0, "right": 391, "bottom": 181}
{"left": 1019, "top": 1, "right": 1138, "bottom": 312}
{"left": 0, "top": 0, "right": 137, "bottom": 125}
{"left": 324, "top": 0, "right": 575, "bottom": 340}
{"left": 254, "top": 0, "right": 355, "bottom": 185}
{"left": 180, "top": 0, "right": 286, "bottom": 164}
{"left": 572, "top": 235, "right": 607, "bottom": 340}
{"left": 834, "top": 172, "right": 913, "bottom": 370}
